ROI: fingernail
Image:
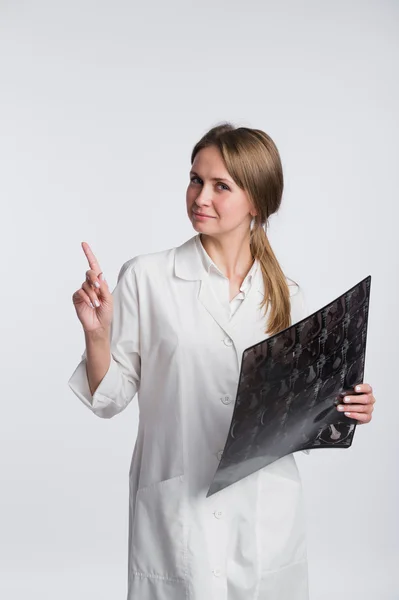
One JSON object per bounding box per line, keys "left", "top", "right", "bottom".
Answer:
{"left": 99, "top": 273, "right": 105, "bottom": 281}
{"left": 94, "top": 281, "right": 100, "bottom": 288}
{"left": 337, "top": 405, "right": 345, "bottom": 411}
{"left": 90, "top": 302, "right": 94, "bottom": 308}
{"left": 343, "top": 397, "right": 351, "bottom": 403}
{"left": 344, "top": 412, "right": 351, "bottom": 416}
{"left": 356, "top": 385, "right": 361, "bottom": 392}
{"left": 94, "top": 300, "right": 100, "bottom": 308}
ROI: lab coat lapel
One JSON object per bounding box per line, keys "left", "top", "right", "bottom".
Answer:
{"left": 198, "top": 273, "right": 236, "bottom": 334}
{"left": 174, "top": 235, "right": 268, "bottom": 369}
{"left": 174, "top": 235, "right": 236, "bottom": 338}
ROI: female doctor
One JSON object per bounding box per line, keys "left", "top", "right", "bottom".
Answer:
{"left": 68, "top": 123, "right": 376, "bottom": 600}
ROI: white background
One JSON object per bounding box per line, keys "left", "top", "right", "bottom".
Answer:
{"left": 0, "top": 1, "right": 398, "bottom": 598}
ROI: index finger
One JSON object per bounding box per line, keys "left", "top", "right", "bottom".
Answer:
{"left": 81, "top": 241, "right": 102, "bottom": 274}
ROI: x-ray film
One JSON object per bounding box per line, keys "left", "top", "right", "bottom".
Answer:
{"left": 207, "top": 276, "right": 371, "bottom": 497}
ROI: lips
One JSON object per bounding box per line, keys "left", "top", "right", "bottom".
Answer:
{"left": 193, "top": 211, "right": 215, "bottom": 218}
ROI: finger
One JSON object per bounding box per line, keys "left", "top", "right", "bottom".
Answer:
{"left": 86, "top": 272, "right": 109, "bottom": 299}
{"left": 82, "top": 281, "right": 101, "bottom": 307}
{"left": 341, "top": 394, "right": 371, "bottom": 405}
{"left": 337, "top": 403, "right": 374, "bottom": 413}
{"left": 343, "top": 412, "right": 372, "bottom": 424}
{"left": 354, "top": 383, "right": 373, "bottom": 394}
{"left": 86, "top": 270, "right": 102, "bottom": 289}
{"left": 73, "top": 288, "right": 96, "bottom": 309}
{"left": 82, "top": 242, "right": 102, "bottom": 275}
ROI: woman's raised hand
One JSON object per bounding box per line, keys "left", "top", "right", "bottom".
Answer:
{"left": 72, "top": 242, "right": 114, "bottom": 333}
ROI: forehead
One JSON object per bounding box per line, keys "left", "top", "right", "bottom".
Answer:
{"left": 191, "top": 146, "right": 228, "bottom": 173}
{"left": 193, "top": 145, "right": 223, "bottom": 163}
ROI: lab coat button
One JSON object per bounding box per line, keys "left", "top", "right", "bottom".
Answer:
{"left": 223, "top": 336, "right": 233, "bottom": 346}
{"left": 217, "top": 450, "right": 223, "bottom": 461}
{"left": 212, "top": 567, "right": 222, "bottom": 577}
{"left": 214, "top": 510, "right": 223, "bottom": 519}
{"left": 221, "top": 395, "right": 231, "bottom": 405}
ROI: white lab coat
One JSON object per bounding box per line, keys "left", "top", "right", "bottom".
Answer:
{"left": 68, "top": 234, "right": 310, "bottom": 600}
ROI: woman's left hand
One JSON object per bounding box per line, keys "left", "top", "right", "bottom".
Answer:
{"left": 336, "top": 383, "right": 375, "bottom": 424}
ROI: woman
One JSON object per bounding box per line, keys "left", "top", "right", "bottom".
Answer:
{"left": 68, "top": 123, "right": 376, "bottom": 600}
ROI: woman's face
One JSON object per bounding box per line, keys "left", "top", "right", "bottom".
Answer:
{"left": 186, "top": 145, "right": 256, "bottom": 235}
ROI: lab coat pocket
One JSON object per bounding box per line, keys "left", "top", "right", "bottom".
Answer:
{"left": 131, "top": 474, "right": 187, "bottom": 581}
{"left": 259, "top": 456, "right": 307, "bottom": 573}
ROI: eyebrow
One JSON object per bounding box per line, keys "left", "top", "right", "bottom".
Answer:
{"left": 190, "top": 171, "right": 234, "bottom": 185}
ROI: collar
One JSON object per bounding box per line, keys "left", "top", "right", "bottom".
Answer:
{"left": 194, "top": 234, "right": 257, "bottom": 290}
{"left": 174, "top": 233, "right": 298, "bottom": 297}
{"left": 175, "top": 234, "right": 262, "bottom": 294}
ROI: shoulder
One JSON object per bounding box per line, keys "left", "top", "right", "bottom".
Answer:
{"left": 117, "top": 244, "right": 177, "bottom": 282}
{"left": 285, "top": 276, "right": 302, "bottom": 298}
{"left": 285, "top": 276, "right": 308, "bottom": 323}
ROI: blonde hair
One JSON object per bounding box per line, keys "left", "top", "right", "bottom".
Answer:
{"left": 191, "top": 122, "right": 293, "bottom": 336}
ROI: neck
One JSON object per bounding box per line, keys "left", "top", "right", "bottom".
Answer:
{"left": 199, "top": 229, "right": 254, "bottom": 280}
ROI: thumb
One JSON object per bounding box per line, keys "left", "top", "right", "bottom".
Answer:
{"left": 98, "top": 273, "right": 110, "bottom": 296}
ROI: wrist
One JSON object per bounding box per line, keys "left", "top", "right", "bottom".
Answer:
{"left": 84, "top": 327, "right": 110, "bottom": 343}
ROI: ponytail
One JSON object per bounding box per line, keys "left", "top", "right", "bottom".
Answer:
{"left": 250, "top": 221, "right": 291, "bottom": 336}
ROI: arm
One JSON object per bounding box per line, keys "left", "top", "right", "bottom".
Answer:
{"left": 68, "top": 259, "right": 141, "bottom": 418}
{"left": 84, "top": 327, "right": 111, "bottom": 396}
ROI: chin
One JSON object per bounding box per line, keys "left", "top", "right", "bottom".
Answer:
{"left": 191, "top": 221, "right": 205, "bottom": 232}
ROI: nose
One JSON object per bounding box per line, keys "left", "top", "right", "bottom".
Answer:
{"left": 194, "top": 186, "right": 213, "bottom": 207}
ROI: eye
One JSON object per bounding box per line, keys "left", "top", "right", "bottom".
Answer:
{"left": 189, "top": 176, "right": 230, "bottom": 191}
